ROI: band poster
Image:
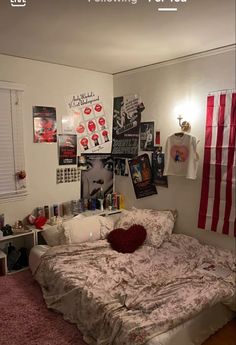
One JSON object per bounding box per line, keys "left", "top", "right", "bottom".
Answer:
{"left": 152, "top": 147, "right": 168, "bottom": 187}
{"left": 140, "top": 121, "right": 154, "bottom": 151}
{"left": 112, "top": 94, "right": 145, "bottom": 157}
{"left": 33, "top": 106, "right": 57, "bottom": 143}
{"left": 58, "top": 134, "right": 77, "bottom": 165}
{"left": 64, "top": 92, "right": 111, "bottom": 154}
{"left": 129, "top": 153, "right": 157, "bottom": 199}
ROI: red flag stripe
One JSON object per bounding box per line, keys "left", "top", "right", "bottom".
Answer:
{"left": 198, "top": 95, "right": 214, "bottom": 229}
{"left": 223, "top": 92, "right": 236, "bottom": 235}
{"left": 211, "top": 94, "right": 226, "bottom": 231}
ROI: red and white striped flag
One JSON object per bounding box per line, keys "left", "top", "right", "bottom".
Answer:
{"left": 198, "top": 90, "right": 236, "bottom": 237}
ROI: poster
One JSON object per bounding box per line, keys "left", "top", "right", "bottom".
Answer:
{"left": 140, "top": 121, "right": 154, "bottom": 151}
{"left": 64, "top": 92, "right": 111, "bottom": 154}
{"left": 80, "top": 154, "right": 114, "bottom": 200}
{"left": 112, "top": 94, "right": 145, "bottom": 157}
{"left": 152, "top": 147, "right": 168, "bottom": 187}
{"left": 114, "top": 158, "right": 129, "bottom": 176}
{"left": 128, "top": 153, "right": 157, "bottom": 199}
{"left": 58, "top": 134, "right": 77, "bottom": 165}
{"left": 33, "top": 106, "right": 57, "bottom": 143}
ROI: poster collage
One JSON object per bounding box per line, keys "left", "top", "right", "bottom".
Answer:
{"left": 32, "top": 92, "right": 167, "bottom": 200}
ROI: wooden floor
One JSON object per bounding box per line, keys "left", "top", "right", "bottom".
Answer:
{"left": 202, "top": 319, "right": 236, "bottom": 345}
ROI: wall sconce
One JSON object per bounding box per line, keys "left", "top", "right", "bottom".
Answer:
{"left": 177, "top": 115, "right": 191, "bottom": 132}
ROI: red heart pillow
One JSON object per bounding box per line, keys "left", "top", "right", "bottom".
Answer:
{"left": 107, "top": 224, "right": 147, "bottom": 253}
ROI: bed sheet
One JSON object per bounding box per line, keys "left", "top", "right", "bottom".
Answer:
{"left": 34, "top": 234, "right": 236, "bottom": 345}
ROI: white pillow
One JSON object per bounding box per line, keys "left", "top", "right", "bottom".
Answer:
{"left": 99, "top": 216, "right": 114, "bottom": 239}
{"left": 41, "top": 224, "right": 63, "bottom": 246}
{"left": 41, "top": 214, "right": 85, "bottom": 246}
{"left": 116, "top": 208, "right": 176, "bottom": 248}
{"left": 63, "top": 215, "right": 113, "bottom": 244}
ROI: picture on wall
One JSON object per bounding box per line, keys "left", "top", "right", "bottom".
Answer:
{"left": 80, "top": 154, "right": 114, "bottom": 200}
{"left": 140, "top": 121, "right": 154, "bottom": 151}
{"left": 64, "top": 92, "right": 111, "bottom": 154}
{"left": 152, "top": 147, "right": 168, "bottom": 187}
{"left": 114, "top": 158, "right": 129, "bottom": 176}
{"left": 112, "top": 94, "right": 145, "bottom": 157}
{"left": 155, "top": 131, "right": 160, "bottom": 145}
{"left": 58, "top": 134, "right": 77, "bottom": 165}
{"left": 33, "top": 106, "right": 57, "bottom": 143}
{"left": 128, "top": 153, "right": 157, "bottom": 199}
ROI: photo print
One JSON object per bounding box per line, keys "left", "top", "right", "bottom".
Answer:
{"left": 140, "top": 121, "right": 154, "bottom": 151}
{"left": 152, "top": 146, "right": 168, "bottom": 187}
{"left": 114, "top": 158, "right": 129, "bottom": 176}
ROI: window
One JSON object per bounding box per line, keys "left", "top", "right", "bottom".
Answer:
{"left": 0, "top": 81, "right": 27, "bottom": 201}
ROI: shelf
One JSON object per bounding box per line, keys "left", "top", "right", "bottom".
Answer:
{"left": 7, "top": 266, "right": 29, "bottom": 275}
{"left": 0, "top": 230, "right": 34, "bottom": 242}
{"left": 81, "top": 209, "right": 123, "bottom": 217}
{"left": 0, "top": 249, "right": 7, "bottom": 276}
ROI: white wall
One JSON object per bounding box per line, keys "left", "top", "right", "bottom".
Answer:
{"left": 1, "top": 50, "right": 235, "bottom": 251}
{"left": 114, "top": 49, "right": 236, "bottom": 251}
{"left": 0, "top": 54, "right": 113, "bottom": 224}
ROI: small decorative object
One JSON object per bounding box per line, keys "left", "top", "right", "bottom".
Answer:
{"left": 12, "top": 220, "right": 29, "bottom": 234}
{"left": 1, "top": 224, "right": 13, "bottom": 236}
{"left": 16, "top": 170, "right": 26, "bottom": 189}
{"left": 16, "top": 170, "right": 26, "bottom": 179}
{"left": 27, "top": 214, "right": 47, "bottom": 229}
{"left": 0, "top": 213, "right": 4, "bottom": 230}
{"left": 97, "top": 187, "right": 104, "bottom": 211}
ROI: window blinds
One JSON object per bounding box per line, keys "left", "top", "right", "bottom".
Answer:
{"left": 0, "top": 86, "right": 27, "bottom": 200}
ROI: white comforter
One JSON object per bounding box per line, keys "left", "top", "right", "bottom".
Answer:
{"left": 35, "top": 234, "right": 236, "bottom": 345}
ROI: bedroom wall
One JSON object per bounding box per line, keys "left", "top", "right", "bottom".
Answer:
{"left": 113, "top": 48, "right": 236, "bottom": 251}
{"left": 0, "top": 54, "right": 113, "bottom": 225}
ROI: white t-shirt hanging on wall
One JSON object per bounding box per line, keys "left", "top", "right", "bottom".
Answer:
{"left": 163, "top": 133, "right": 199, "bottom": 179}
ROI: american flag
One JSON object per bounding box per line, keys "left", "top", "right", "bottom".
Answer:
{"left": 198, "top": 90, "right": 236, "bottom": 237}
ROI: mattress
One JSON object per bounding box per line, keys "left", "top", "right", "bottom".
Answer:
{"left": 32, "top": 238, "right": 236, "bottom": 345}
{"left": 149, "top": 303, "right": 234, "bottom": 345}
{"left": 29, "top": 245, "right": 50, "bottom": 274}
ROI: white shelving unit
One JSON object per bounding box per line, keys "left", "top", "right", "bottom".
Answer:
{"left": 0, "top": 230, "right": 35, "bottom": 276}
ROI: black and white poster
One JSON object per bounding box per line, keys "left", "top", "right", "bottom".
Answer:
{"left": 80, "top": 154, "right": 114, "bottom": 200}
{"left": 129, "top": 153, "right": 157, "bottom": 199}
{"left": 152, "top": 147, "right": 168, "bottom": 187}
{"left": 112, "top": 94, "right": 145, "bottom": 157}
{"left": 140, "top": 121, "right": 154, "bottom": 151}
{"left": 58, "top": 134, "right": 77, "bottom": 165}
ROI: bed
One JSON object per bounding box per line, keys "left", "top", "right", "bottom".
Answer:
{"left": 30, "top": 209, "right": 236, "bottom": 345}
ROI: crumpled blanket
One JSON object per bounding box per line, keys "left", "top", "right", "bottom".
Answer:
{"left": 35, "top": 234, "right": 236, "bottom": 345}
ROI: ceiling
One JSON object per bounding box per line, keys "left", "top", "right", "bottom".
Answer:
{"left": 0, "top": 0, "right": 235, "bottom": 74}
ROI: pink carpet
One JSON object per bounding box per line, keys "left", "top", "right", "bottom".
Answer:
{"left": 0, "top": 270, "right": 88, "bottom": 345}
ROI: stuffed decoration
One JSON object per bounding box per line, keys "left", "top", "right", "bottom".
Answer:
{"left": 28, "top": 214, "right": 47, "bottom": 229}
{"left": 107, "top": 224, "right": 147, "bottom": 253}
